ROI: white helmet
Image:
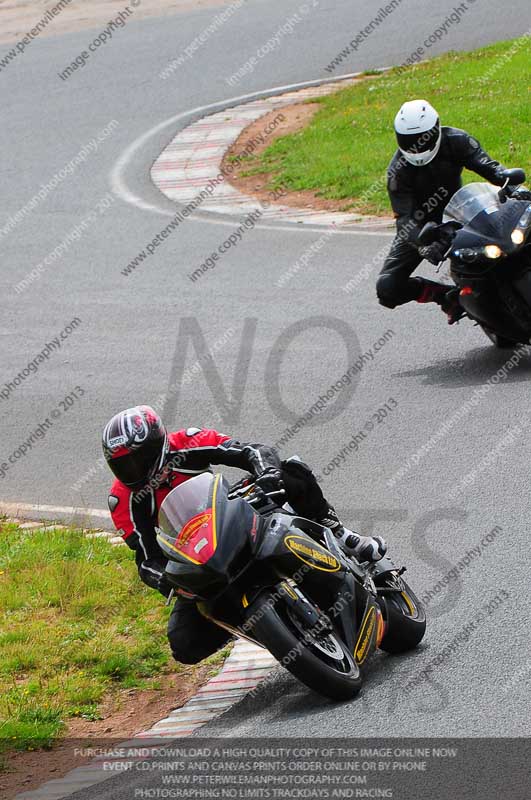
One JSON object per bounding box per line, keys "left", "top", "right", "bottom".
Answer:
{"left": 394, "top": 100, "right": 442, "bottom": 166}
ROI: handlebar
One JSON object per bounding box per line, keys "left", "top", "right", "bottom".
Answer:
{"left": 227, "top": 477, "right": 285, "bottom": 513}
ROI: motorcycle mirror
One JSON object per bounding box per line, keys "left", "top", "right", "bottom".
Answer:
{"left": 439, "top": 220, "right": 463, "bottom": 237}
{"left": 499, "top": 169, "right": 526, "bottom": 204}
{"left": 417, "top": 221, "right": 441, "bottom": 246}
{"left": 505, "top": 168, "right": 526, "bottom": 186}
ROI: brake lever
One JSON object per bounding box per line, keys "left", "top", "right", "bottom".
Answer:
{"left": 247, "top": 488, "right": 285, "bottom": 505}
{"left": 437, "top": 244, "right": 454, "bottom": 268}
{"left": 165, "top": 588, "right": 175, "bottom": 607}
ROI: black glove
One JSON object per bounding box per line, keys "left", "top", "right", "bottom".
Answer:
{"left": 139, "top": 559, "right": 172, "bottom": 598}
{"left": 506, "top": 185, "right": 531, "bottom": 201}
{"left": 157, "top": 574, "right": 174, "bottom": 599}
{"left": 254, "top": 467, "right": 285, "bottom": 498}
{"left": 418, "top": 241, "right": 447, "bottom": 265}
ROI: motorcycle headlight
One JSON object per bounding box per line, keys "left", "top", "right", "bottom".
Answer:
{"left": 454, "top": 248, "right": 482, "bottom": 263}
{"left": 453, "top": 245, "right": 505, "bottom": 262}
{"left": 511, "top": 205, "right": 531, "bottom": 245}
{"left": 485, "top": 245, "right": 503, "bottom": 259}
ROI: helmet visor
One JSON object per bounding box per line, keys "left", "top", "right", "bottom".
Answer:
{"left": 397, "top": 122, "right": 440, "bottom": 154}
{"left": 110, "top": 437, "right": 164, "bottom": 487}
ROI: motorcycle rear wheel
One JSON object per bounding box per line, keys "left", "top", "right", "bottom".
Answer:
{"left": 248, "top": 590, "right": 362, "bottom": 700}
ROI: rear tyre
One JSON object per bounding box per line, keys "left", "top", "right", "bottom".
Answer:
{"left": 378, "top": 580, "right": 426, "bottom": 655}
{"left": 248, "top": 590, "right": 362, "bottom": 700}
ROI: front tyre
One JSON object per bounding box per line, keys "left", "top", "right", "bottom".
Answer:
{"left": 377, "top": 579, "right": 426, "bottom": 654}
{"left": 248, "top": 590, "right": 362, "bottom": 701}
{"left": 480, "top": 325, "right": 522, "bottom": 349}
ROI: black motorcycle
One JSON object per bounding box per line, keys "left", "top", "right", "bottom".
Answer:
{"left": 156, "top": 472, "right": 425, "bottom": 701}
{"left": 419, "top": 168, "right": 531, "bottom": 347}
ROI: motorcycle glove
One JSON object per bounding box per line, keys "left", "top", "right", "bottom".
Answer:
{"left": 507, "top": 186, "right": 531, "bottom": 201}
{"left": 418, "top": 241, "right": 447, "bottom": 265}
{"left": 139, "top": 558, "right": 173, "bottom": 598}
{"left": 254, "top": 466, "right": 285, "bottom": 498}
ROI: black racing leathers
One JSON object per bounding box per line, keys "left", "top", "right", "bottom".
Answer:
{"left": 377, "top": 126, "right": 507, "bottom": 308}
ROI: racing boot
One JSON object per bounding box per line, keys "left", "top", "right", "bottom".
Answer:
{"left": 337, "top": 528, "right": 387, "bottom": 562}
{"left": 441, "top": 287, "right": 466, "bottom": 325}
{"left": 416, "top": 279, "right": 465, "bottom": 325}
{"left": 318, "top": 508, "right": 387, "bottom": 563}
{"left": 415, "top": 277, "right": 451, "bottom": 306}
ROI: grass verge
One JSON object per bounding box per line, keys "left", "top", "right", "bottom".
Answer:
{"left": 237, "top": 38, "right": 530, "bottom": 214}
{"left": 0, "top": 521, "right": 226, "bottom": 760}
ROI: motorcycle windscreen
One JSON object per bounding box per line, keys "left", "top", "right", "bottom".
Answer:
{"left": 158, "top": 472, "right": 219, "bottom": 565}
{"left": 444, "top": 183, "right": 502, "bottom": 225}
{"left": 444, "top": 182, "right": 525, "bottom": 243}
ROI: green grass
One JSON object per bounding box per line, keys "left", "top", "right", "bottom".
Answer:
{"left": 240, "top": 38, "right": 530, "bottom": 215}
{"left": 0, "top": 522, "right": 193, "bottom": 755}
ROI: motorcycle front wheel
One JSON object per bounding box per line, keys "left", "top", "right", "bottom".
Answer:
{"left": 480, "top": 325, "right": 524, "bottom": 349}
{"left": 377, "top": 578, "right": 426, "bottom": 655}
{"left": 247, "top": 590, "right": 362, "bottom": 700}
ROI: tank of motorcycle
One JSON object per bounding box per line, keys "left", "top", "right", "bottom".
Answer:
{"left": 156, "top": 472, "right": 258, "bottom": 596}
{"left": 444, "top": 182, "right": 529, "bottom": 256}
{"left": 253, "top": 511, "right": 348, "bottom": 583}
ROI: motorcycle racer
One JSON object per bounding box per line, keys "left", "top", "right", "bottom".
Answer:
{"left": 376, "top": 99, "right": 526, "bottom": 323}
{"left": 103, "top": 405, "right": 386, "bottom": 664}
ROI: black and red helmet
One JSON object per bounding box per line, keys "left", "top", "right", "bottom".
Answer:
{"left": 102, "top": 406, "right": 168, "bottom": 489}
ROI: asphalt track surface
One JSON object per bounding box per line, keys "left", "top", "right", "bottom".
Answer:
{"left": 2, "top": 0, "right": 531, "bottom": 778}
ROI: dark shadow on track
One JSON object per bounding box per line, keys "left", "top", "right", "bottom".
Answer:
{"left": 392, "top": 346, "right": 531, "bottom": 388}
{"left": 196, "top": 644, "right": 430, "bottom": 733}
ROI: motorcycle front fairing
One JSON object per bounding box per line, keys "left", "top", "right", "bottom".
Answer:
{"left": 444, "top": 184, "right": 531, "bottom": 334}
{"left": 158, "top": 474, "right": 378, "bottom": 661}
{"left": 157, "top": 472, "right": 259, "bottom": 599}
{"left": 450, "top": 240, "right": 531, "bottom": 337}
